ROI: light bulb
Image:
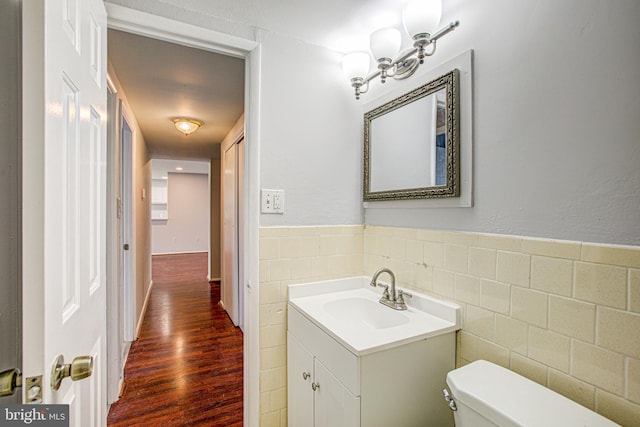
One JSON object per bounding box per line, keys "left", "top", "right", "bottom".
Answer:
{"left": 370, "top": 28, "right": 401, "bottom": 62}
{"left": 342, "top": 52, "right": 371, "bottom": 80}
{"left": 403, "top": 0, "right": 442, "bottom": 38}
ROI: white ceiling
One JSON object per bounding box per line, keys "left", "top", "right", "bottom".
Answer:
{"left": 148, "top": 0, "right": 415, "bottom": 52}
{"left": 106, "top": 0, "right": 434, "bottom": 160}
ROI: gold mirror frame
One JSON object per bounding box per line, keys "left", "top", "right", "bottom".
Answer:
{"left": 363, "top": 69, "right": 460, "bottom": 201}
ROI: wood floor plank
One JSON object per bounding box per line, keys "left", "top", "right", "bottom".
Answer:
{"left": 107, "top": 253, "right": 243, "bottom": 426}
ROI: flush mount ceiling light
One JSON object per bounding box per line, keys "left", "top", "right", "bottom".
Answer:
{"left": 172, "top": 118, "right": 203, "bottom": 136}
{"left": 342, "top": 0, "right": 459, "bottom": 99}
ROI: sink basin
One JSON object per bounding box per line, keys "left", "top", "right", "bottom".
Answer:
{"left": 288, "top": 276, "right": 461, "bottom": 355}
{"left": 323, "top": 297, "right": 410, "bottom": 329}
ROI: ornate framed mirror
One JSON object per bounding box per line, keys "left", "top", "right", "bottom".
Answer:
{"left": 363, "top": 69, "right": 460, "bottom": 201}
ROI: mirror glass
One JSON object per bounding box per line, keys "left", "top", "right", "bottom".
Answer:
{"left": 363, "top": 69, "right": 459, "bottom": 201}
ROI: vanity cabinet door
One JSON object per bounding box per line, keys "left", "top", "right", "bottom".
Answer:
{"left": 314, "top": 359, "right": 360, "bottom": 427}
{"left": 288, "top": 332, "right": 314, "bottom": 426}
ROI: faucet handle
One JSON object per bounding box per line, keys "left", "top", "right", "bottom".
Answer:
{"left": 377, "top": 283, "right": 390, "bottom": 300}
{"left": 397, "top": 290, "right": 413, "bottom": 304}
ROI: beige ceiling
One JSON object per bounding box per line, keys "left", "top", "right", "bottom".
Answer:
{"left": 108, "top": 29, "right": 245, "bottom": 160}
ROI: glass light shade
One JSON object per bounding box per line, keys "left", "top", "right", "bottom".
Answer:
{"left": 342, "top": 52, "right": 370, "bottom": 80}
{"left": 370, "top": 28, "right": 401, "bottom": 61}
{"left": 172, "top": 118, "right": 202, "bottom": 136}
{"left": 403, "top": 0, "right": 442, "bottom": 37}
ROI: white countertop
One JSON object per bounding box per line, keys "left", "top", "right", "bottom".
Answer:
{"left": 288, "top": 276, "right": 461, "bottom": 356}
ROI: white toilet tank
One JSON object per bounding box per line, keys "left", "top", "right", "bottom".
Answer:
{"left": 445, "top": 360, "right": 620, "bottom": 427}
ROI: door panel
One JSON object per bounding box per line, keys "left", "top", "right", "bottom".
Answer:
{"left": 22, "top": 0, "right": 108, "bottom": 425}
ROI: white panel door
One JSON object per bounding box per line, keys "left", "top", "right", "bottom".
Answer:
{"left": 22, "top": 0, "right": 108, "bottom": 425}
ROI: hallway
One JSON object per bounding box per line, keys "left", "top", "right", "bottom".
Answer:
{"left": 107, "top": 253, "right": 243, "bottom": 426}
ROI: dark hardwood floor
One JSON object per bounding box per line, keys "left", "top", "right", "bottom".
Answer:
{"left": 107, "top": 253, "right": 243, "bottom": 427}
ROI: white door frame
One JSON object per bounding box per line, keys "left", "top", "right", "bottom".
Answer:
{"left": 104, "top": 5, "right": 261, "bottom": 426}
{"left": 237, "top": 137, "right": 246, "bottom": 332}
{"left": 119, "top": 113, "right": 136, "bottom": 342}
{"left": 105, "top": 76, "right": 122, "bottom": 405}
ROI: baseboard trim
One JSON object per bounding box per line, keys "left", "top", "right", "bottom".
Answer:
{"left": 151, "top": 250, "right": 208, "bottom": 256}
{"left": 136, "top": 280, "right": 154, "bottom": 338}
{"left": 208, "top": 276, "right": 221, "bottom": 282}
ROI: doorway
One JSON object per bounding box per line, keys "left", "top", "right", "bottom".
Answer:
{"left": 120, "top": 116, "right": 135, "bottom": 343}
{"left": 105, "top": 10, "right": 259, "bottom": 423}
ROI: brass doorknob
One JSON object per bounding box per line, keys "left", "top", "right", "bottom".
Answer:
{"left": 51, "top": 355, "right": 93, "bottom": 391}
{"left": 0, "top": 368, "right": 22, "bottom": 397}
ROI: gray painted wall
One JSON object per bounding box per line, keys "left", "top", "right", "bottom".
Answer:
{"left": 258, "top": 31, "right": 363, "bottom": 226}
{"left": 0, "top": 0, "right": 21, "bottom": 404}
{"left": 103, "top": 0, "right": 640, "bottom": 245}
{"left": 364, "top": 0, "right": 640, "bottom": 245}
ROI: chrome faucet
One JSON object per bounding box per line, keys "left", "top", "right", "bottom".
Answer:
{"left": 369, "top": 267, "right": 412, "bottom": 310}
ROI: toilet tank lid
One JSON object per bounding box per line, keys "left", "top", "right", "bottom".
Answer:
{"left": 446, "top": 360, "right": 620, "bottom": 427}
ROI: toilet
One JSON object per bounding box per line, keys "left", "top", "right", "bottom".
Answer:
{"left": 444, "top": 360, "right": 620, "bottom": 427}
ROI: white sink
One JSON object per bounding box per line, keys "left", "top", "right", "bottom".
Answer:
{"left": 288, "top": 276, "right": 461, "bottom": 355}
{"left": 324, "top": 297, "right": 410, "bottom": 330}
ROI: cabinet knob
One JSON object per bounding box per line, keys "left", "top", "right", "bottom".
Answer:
{"left": 311, "top": 382, "right": 320, "bottom": 391}
{"left": 302, "top": 372, "right": 310, "bottom": 380}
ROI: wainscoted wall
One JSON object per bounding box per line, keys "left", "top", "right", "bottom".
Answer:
{"left": 258, "top": 226, "right": 364, "bottom": 426}
{"left": 365, "top": 226, "right": 640, "bottom": 427}
{"left": 259, "top": 225, "right": 640, "bottom": 427}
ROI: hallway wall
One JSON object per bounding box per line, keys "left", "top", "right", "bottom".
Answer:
{"left": 108, "top": 62, "right": 153, "bottom": 332}
{"left": 152, "top": 172, "right": 210, "bottom": 254}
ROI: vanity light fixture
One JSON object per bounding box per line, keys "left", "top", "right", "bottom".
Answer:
{"left": 172, "top": 118, "right": 203, "bottom": 136}
{"left": 343, "top": 0, "right": 459, "bottom": 99}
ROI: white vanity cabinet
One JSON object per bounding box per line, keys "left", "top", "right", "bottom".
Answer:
{"left": 288, "top": 332, "right": 360, "bottom": 427}
{"left": 288, "top": 302, "right": 456, "bottom": 427}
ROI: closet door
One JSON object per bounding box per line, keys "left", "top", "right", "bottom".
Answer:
{"left": 222, "top": 143, "right": 239, "bottom": 325}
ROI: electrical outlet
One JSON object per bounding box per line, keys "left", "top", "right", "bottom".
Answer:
{"left": 261, "top": 189, "right": 285, "bottom": 214}
{"left": 273, "top": 190, "right": 284, "bottom": 213}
